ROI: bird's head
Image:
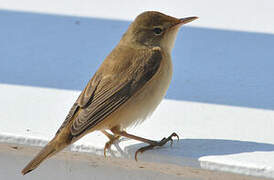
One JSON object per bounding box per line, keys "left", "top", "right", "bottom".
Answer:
{"left": 121, "top": 11, "right": 198, "bottom": 53}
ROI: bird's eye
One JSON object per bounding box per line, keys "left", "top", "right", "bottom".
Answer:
{"left": 152, "top": 27, "right": 163, "bottom": 35}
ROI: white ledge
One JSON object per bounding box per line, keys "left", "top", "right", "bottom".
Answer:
{"left": 1, "top": 0, "right": 274, "bottom": 34}
{"left": 0, "top": 84, "right": 273, "bottom": 179}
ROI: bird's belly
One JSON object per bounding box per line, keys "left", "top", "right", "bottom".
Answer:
{"left": 96, "top": 56, "right": 173, "bottom": 131}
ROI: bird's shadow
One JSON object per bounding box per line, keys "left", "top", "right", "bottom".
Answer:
{"left": 108, "top": 138, "right": 274, "bottom": 166}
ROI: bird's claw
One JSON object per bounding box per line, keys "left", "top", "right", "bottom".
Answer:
{"left": 134, "top": 132, "right": 180, "bottom": 161}
{"left": 104, "top": 141, "right": 111, "bottom": 158}
{"left": 103, "top": 135, "right": 120, "bottom": 158}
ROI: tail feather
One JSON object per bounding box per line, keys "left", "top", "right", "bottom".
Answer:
{"left": 21, "top": 138, "right": 66, "bottom": 175}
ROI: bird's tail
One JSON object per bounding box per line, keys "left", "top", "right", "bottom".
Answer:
{"left": 21, "top": 136, "right": 67, "bottom": 175}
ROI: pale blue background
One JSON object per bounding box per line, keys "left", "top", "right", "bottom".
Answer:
{"left": 1, "top": 10, "right": 274, "bottom": 110}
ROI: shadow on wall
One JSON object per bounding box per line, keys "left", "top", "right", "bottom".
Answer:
{"left": 123, "top": 139, "right": 274, "bottom": 167}
{"left": 1, "top": 10, "right": 274, "bottom": 110}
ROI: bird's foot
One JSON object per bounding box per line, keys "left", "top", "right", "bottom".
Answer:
{"left": 135, "top": 132, "right": 179, "bottom": 161}
{"left": 104, "top": 135, "right": 120, "bottom": 157}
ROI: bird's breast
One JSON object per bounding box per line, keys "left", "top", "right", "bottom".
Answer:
{"left": 97, "top": 52, "right": 173, "bottom": 130}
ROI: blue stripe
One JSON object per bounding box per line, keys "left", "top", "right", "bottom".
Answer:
{"left": 1, "top": 10, "right": 274, "bottom": 110}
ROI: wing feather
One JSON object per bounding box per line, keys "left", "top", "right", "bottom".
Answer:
{"left": 56, "top": 47, "right": 162, "bottom": 137}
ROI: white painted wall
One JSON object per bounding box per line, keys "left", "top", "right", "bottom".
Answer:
{"left": 0, "top": 0, "right": 274, "bottom": 179}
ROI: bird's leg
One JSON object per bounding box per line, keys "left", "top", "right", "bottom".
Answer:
{"left": 101, "top": 130, "right": 120, "bottom": 157}
{"left": 111, "top": 129, "right": 179, "bottom": 161}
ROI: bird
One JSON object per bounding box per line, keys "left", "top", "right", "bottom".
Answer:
{"left": 21, "top": 11, "right": 198, "bottom": 175}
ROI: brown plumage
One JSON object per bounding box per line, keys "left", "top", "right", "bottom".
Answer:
{"left": 21, "top": 11, "right": 198, "bottom": 175}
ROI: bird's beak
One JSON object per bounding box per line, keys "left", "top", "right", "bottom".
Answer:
{"left": 179, "top": 16, "right": 198, "bottom": 25}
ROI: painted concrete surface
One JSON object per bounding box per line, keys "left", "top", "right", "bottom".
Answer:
{"left": 1, "top": 145, "right": 268, "bottom": 180}
{"left": 0, "top": 84, "right": 274, "bottom": 179}
{"left": 0, "top": 0, "right": 274, "bottom": 179}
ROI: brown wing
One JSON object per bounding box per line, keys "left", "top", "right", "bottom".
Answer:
{"left": 55, "top": 74, "right": 101, "bottom": 135}
{"left": 57, "top": 47, "right": 162, "bottom": 137}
